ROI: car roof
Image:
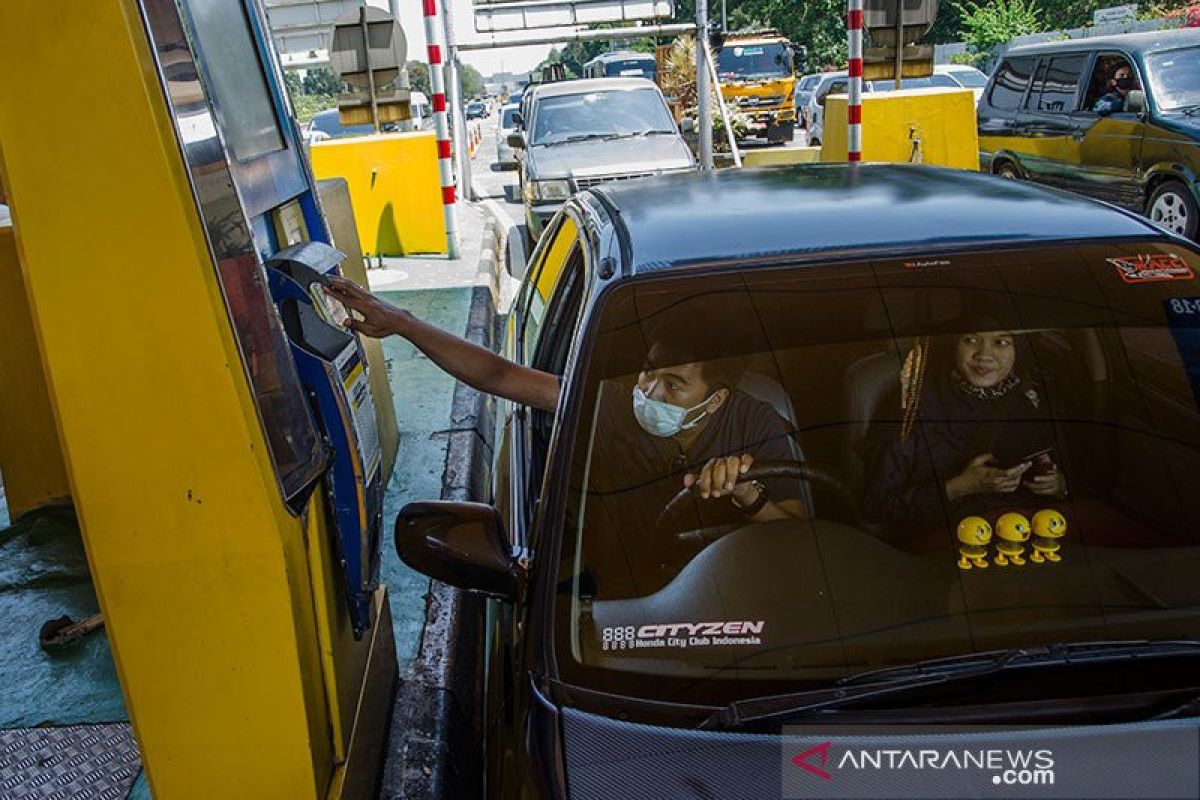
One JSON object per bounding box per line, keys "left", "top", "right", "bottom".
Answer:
{"left": 527, "top": 77, "right": 659, "bottom": 99}
{"left": 1005, "top": 27, "right": 1200, "bottom": 57}
{"left": 589, "top": 164, "right": 1163, "bottom": 274}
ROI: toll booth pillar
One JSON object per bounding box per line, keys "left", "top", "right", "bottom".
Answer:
{"left": 0, "top": 1, "right": 395, "bottom": 796}
{"left": 0, "top": 162, "right": 71, "bottom": 520}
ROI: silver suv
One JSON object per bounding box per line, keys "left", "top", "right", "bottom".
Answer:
{"left": 509, "top": 78, "right": 695, "bottom": 241}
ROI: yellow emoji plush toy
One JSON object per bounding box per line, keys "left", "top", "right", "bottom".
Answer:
{"left": 1030, "top": 509, "right": 1067, "bottom": 563}
{"left": 957, "top": 516, "right": 993, "bottom": 570}
{"left": 994, "top": 512, "right": 1032, "bottom": 566}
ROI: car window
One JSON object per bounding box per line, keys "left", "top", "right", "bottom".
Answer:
{"left": 1031, "top": 54, "right": 1086, "bottom": 113}
{"left": 522, "top": 214, "right": 581, "bottom": 364}
{"left": 948, "top": 68, "right": 988, "bottom": 88}
{"left": 552, "top": 239, "right": 1200, "bottom": 706}
{"left": 868, "top": 74, "right": 959, "bottom": 91}
{"left": 501, "top": 106, "right": 518, "bottom": 127}
{"left": 989, "top": 56, "right": 1036, "bottom": 110}
{"left": 1145, "top": 48, "right": 1199, "bottom": 111}
{"left": 529, "top": 88, "right": 675, "bottom": 146}
{"left": 1083, "top": 53, "right": 1136, "bottom": 111}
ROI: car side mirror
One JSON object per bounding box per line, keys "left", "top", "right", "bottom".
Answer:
{"left": 1125, "top": 89, "right": 1146, "bottom": 116}
{"left": 816, "top": 94, "right": 826, "bottom": 106}
{"left": 394, "top": 501, "right": 520, "bottom": 601}
{"left": 680, "top": 117, "right": 695, "bottom": 133}
{"left": 507, "top": 132, "right": 526, "bottom": 149}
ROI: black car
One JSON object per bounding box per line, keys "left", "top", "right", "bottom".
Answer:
{"left": 398, "top": 165, "right": 1200, "bottom": 798}
{"left": 467, "top": 100, "right": 488, "bottom": 120}
{"left": 978, "top": 29, "right": 1200, "bottom": 239}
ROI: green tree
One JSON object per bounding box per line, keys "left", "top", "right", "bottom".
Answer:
{"left": 405, "top": 61, "right": 430, "bottom": 95}
{"left": 955, "top": 0, "right": 1042, "bottom": 60}
{"left": 302, "top": 67, "right": 343, "bottom": 95}
{"left": 460, "top": 63, "right": 485, "bottom": 97}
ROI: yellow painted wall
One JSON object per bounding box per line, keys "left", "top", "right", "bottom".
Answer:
{"left": 821, "top": 88, "right": 979, "bottom": 170}
{"left": 310, "top": 133, "right": 447, "bottom": 256}
{"left": 0, "top": 215, "right": 72, "bottom": 519}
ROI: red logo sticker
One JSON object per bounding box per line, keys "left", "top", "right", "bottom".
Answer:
{"left": 1108, "top": 253, "right": 1194, "bottom": 284}
{"left": 792, "top": 741, "right": 834, "bottom": 781}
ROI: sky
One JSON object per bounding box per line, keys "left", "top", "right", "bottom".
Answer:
{"left": 369, "top": 0, "right": 565, "bottom": 78}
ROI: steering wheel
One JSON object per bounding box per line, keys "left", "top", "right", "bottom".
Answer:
{"left": 656, "top": 459, "right": 881, "bottom": 539}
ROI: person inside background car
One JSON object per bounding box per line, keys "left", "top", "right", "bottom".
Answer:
{"left": 1093, "top": 63, "right": 1138, "bottom": 115}
{"left": 325, "top": 277, "right": 807, "bottom": 527}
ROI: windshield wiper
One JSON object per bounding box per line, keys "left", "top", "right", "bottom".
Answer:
{"left": 699, "top": 639, "right": 1200, "bottom": 730}
{"left": 1179, "top": 104, "right": 1200, "bottom": 116}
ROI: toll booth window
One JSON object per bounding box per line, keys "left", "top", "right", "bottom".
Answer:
{"left": 186, "top": 0, "right": 285, "bottom": 161}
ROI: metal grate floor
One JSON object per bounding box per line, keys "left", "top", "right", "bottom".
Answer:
{"left": 0, "top": 723, "right": 141, "bottom": 800}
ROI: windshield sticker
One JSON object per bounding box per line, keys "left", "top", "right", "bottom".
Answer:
{"left": 1108, "top": 253, "right": 1194, "bottom": 283}
{"left": 1164, "top": 297, "right": 1200, "bottom": 409}
{"left": 601, "top": 621, "right": 764, "bottom": 651}
{"left": 904, "top": 258, "right": 951, "bottom": 270}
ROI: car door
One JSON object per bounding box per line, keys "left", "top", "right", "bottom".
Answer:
{"left": 1072, "top": 51, "right": 1146, "bottom": 210}
{"left": 486, "top": 210, "right": 588, "bottom": 792}
{"left": 1015, "top": 53, "right": 1088, "bottom": 191}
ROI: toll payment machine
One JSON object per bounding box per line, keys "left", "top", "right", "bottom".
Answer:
{"left": 0, "top": 0, "right": 400, "bottom": 796}
{"left": 266, "top": 243, "right": 384, "bottom": 634}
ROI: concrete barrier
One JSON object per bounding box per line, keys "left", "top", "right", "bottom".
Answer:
{"left": 821, "top": 88, "right": 979, "bottom": 170}
{"left": 310, "top": 132, "right": 448, "bottom": 257}
{"left": 742, "top": 146, "right": 822, "bottom": 167}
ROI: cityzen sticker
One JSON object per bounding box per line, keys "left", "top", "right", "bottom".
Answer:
{"left": 1108, "top": 253, "right": 1194, "bottom": 283}
{"left": 600, "top": 620, "right": 765, "bottom": 651}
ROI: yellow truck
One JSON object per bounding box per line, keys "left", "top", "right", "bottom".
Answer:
{"left": 714, "top": 29, "right": 798, "bottom": 144}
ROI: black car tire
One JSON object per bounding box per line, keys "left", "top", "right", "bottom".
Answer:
{"left": 995, "top": 160, "right": 1023, "bottom": 180}
{"left": 1147, "top": 181, "right": 1198, "bottom": 240}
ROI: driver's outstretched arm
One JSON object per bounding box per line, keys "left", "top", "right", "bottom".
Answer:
{"left": 326, "top": 276, "right": 560, "bottom": 413}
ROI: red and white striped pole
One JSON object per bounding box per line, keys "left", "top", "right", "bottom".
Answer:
{"left": 423, "top": 0, "right": 459, "bottom": 257}
{"left": 847, "top": 0, "right": 864, "bottom": 163}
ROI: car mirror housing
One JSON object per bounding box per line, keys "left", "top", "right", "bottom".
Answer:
{"left": 394, "top": 501, "right": 520, "bottom": 601}
{"left": 1125, "top": 89, "right": 1146, "bottom": 116}
{"left": 507, "top": 132, "right": 526, "bottom": 149}
{"left": 680, "top": 117, "right": 695, "bottom": 133}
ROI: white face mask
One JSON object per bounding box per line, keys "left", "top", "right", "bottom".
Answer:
{"left": 631, "top": 385, "right": 717, "bottom": 438}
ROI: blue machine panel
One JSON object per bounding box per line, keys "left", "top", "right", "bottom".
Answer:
{"left": 266, "top": 243, "right": 383, "bottom": 636}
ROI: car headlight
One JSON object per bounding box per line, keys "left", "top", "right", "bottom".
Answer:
{"left": 530, "top": 179, "right": 571, "bottom": 202}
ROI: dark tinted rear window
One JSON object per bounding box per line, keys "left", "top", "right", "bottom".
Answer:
{"left": 989, "top": 56, "right": 1036, "bottom": 110}
{"left": 1033, "top": 54, "right": 1086, "bottom": 113}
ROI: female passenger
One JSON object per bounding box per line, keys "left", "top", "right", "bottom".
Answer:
{"left": 862, "top": 330, "right": 1067, "bottom": 538}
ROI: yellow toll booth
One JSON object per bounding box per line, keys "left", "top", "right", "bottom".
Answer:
{"left": 0, "top": 0, "right": 399, "bottom": 796}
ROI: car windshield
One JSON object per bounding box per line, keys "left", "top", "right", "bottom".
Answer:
{"left": 604, "top": 58, "right": 655, "bottom": 78}
{"left": 869, "top": 74, "right": 960, "bottom": 91}
{"left": 310, "top": 111, "right": 376, "bottom": 138}
{"left": 800, "top": 75, "right": 821, "bottom": 90}
{"left": 552, "top": 240, "right": 1200, "bottom": 708}
{"left": 530, "top": 88, "right": 675, "bottom": 146}
{"left": 948, "top": 68, "right": 989, "bottom": 88}
{"left": 717, "top": 43, "right": 791, "bottom": 80}
{"left": 1146, "top": 47, "right": 1200, "bottom": 111}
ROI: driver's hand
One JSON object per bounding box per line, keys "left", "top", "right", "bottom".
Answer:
{"left": 685, "top": 453, "right": 754, "bottom": 501}
{"left": 324, "top": 275, "right": 405, "bottom": 338}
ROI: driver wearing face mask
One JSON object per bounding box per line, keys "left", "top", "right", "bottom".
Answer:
{"left": 1093, "top": 64, "right": 1138, "bottom": 115}
{"left": 324, "top": 277, "right": 807, "bottom": 537}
